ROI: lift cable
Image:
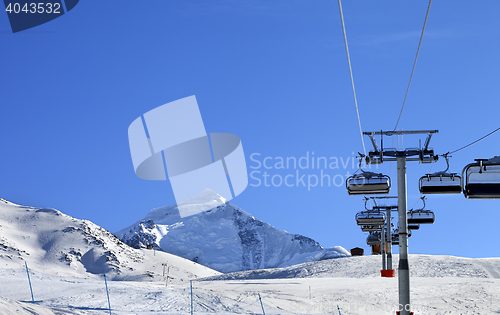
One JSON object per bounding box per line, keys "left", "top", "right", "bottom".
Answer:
{"left": 387, "top": 1, "right": 433, "bottom": 177}
{"left": 337, "top": 0, "right": 366, "bottom": 156}
{"left": 443, "top": 127, "right": 500, "bottom": 156}
{"left": 393, "top": 0, "right": 433, "bottom": 131}
{"left": 427, "top": 159, "right": 435, "bottom": 173}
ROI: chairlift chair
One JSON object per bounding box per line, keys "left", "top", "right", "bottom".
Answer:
{"left": 391, "top": 229, "right": 411, "bottom": 245}
{"left": 392, "top": 231, "right": 399, "bottom": 245}
{"left": 361, "top": 225, "right": 383, "bottom": 232}
{"left": 347, "top": 172, "right": 391, "bottom": 195}
{"left": 347, "top": 159, "right": 391, "bottom": 195}
{"left": 407, "top": 210, "right": 435, "bottom": 224}
{"left": 407, "top": 224, "right": 420, "bottom": 230}
{"left": 355, "top": 211, "right": 386, "bottom": 226}
{"left": 419, "top": 156, "right": 462, "bottom": 194}
{"left": 407, "top": 196, "right": 435, "bottom": 224}
{"left": 419, "top": 173, "right": 462, "bottom": 194}
{"left": 366, "top": 233, "right": 380, "bottom": 246}
{"left": 463, "top": 156, "right": 500, "bottom": 199}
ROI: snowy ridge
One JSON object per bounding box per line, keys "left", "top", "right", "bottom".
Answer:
{"left": 199, "top": 254, "right": 500, "bottom": 281}
{"left": 116, "top": 190, "right": 350, "bottom": 273}
{"left": 0, "top": 198, "right": 220, "bottom": 281}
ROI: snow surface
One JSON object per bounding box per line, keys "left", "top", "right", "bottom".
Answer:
{"left": 116, "top": 189, "right": 350, "bottom": 273}
{"left": 1, "top": 254, "right": 499, "bottom": 314}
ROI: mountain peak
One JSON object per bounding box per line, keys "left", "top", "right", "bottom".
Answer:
{"left": 117, "top": 194, "right": 349, "bottom": 273}
{"left": 133, "top": 189, "right": 228, "bottom": 224}
{"left": 176, "top": 188, "right": 228, "bottom": 217}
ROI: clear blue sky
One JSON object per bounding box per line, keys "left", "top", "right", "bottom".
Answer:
{"left": 1, "top": 1, "right": 499, "bottom": 258}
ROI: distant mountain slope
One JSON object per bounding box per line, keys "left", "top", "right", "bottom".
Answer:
{"left": 116, "top": 190, "right": 349, "bottom": 273}
{"left": 0, "top": 198, "right": 220, "bottom": 281}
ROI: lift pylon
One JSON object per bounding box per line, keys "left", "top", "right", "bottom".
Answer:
{"left": 361, "top": 130, "right": 438, "bottom": 315}
{"left": 367, "top": 196, "right": 398, "bottom": 273}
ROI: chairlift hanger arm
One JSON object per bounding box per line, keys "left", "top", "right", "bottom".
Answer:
{"left": 367, "top": 134, "right": 379, "bottom": 152}
{"left": 364, "top": 197, "right": 371, "bottom": 210}
{"left": 409, "top": 196, "right": 426, "bottom": 211}
{"left": 423, "top": 133, "right": 434, "bottom": 151}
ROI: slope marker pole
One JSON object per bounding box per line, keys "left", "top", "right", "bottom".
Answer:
{"left": 24, "top": 261, "right": 34, "bottom": 303}
{"left": 166, "top": 266, "right": 170, "bottom": 288}
{"left": 103, "top": 271, "right": 112, "bottom": 315}
{"left": 190, "top": 280, "right": 193, "bottom": 315}
{"left": 258, "top": 293, "right": 266, "bottom": 315}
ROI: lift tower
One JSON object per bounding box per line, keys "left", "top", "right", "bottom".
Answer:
{"left": 363, "top": 130, "right": 438, "bottom": 315}
{"left": 371, "top": 197, "right": 398, "bottom": 272}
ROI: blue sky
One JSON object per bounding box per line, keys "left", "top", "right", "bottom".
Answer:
{"left": 1, "top": 1, "right": 499, "bottom": 258}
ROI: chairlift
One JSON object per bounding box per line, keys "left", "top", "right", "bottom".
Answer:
{"left": 463, "top": 156, "right": 500, "bottom": 199}
{"left": 419, "top": 156, "right": 462, "bottom": 194}
{"left": 355, "top": 210, "right": 385, "bottom": 226}
{"left": 346, "top": 158, "right": 391, "bottom": 195}
{"left": 392, "top": 229, "right": 411, "bottom": 245}
{"left": 408, "top": 224, "right": 420, "bottom": 230}
{"left": 407, "top": 197, "right": 435, "bottom": 224}
{"left": 392, "top": 231, "right": 399, "bottom": 245}
{"left": 361, "top": 225, "right": 383, "bottom": 232}
{"left": 407, "top": 210, "right": 435, "bottom": 224}
{"left": 366, "top": 232, "right": 380, "bottom": 246}
{"left": 347, "top": 172, "right": 391, "bottom": 195}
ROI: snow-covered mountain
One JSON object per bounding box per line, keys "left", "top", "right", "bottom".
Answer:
{"left": 0, "top": 198, "right": 219, "bottom": 281}
{"left": 116, "top": 190, "right": 349, "bottom": 273}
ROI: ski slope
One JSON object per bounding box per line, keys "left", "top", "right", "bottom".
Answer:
{"left": 1, "top": 254, "right": 499, "bottom": 314}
